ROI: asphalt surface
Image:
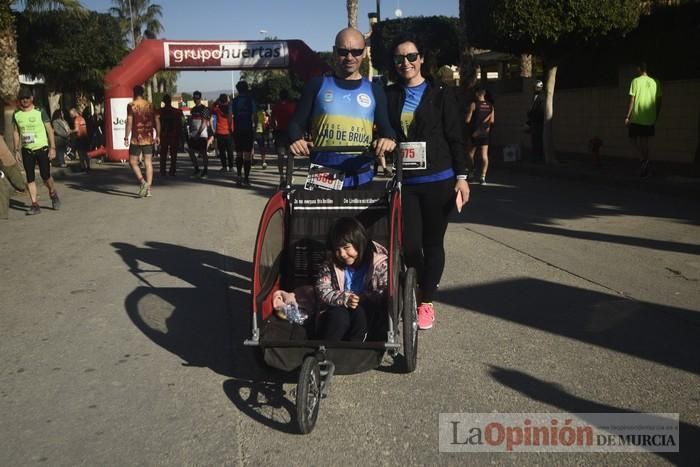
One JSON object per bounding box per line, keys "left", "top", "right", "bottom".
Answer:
{"left": 1, "top": 155, "right": 699, "bottom": 466}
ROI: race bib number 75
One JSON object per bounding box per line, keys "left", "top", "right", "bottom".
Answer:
{"left": 400, "top": 141, "right": 427, "bottom": 170}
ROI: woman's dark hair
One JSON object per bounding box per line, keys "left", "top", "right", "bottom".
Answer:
{"left": 51, "top": 109, "right": 64, "bottom": 121}
{"left": 326, "top": 217, "right": 373, "bottom": 268}
{"left": 387, "top": 32, "right": 429, "bottom": 83}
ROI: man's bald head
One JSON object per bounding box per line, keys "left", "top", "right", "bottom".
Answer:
{"left": 335, "top": 27, "right": 365, "bottom": 49}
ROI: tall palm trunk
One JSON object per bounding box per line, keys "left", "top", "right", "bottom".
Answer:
{"left": 458, "top": 0, "right": 477, "bottom": 88}
{"left": 346, "top": 0, "right": 358, "bottom": 28}
{"left": 0, "top": 13, "right": 20, "bottom": 146}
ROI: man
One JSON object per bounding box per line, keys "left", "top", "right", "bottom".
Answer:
{"left": 231, "top": 81, "right": 257, "bottom": 186}
{"left": 187, "top": 90, "right": 211, "bottom": 179}
{"left": 155, "top": 94, "right": 183, "bottom": 176}
{"left": 212, "top": 93, "right": 234, "bottom": 172}
{"left": 69, "top": 108, "right": 90, "bottom": 172}
{"left": 288, "top": 27, "right": 396, "bottom": 189}
{"left": 271, "top": 88, "right": 297, "bottom": 187}
{"left": 13, "top": 87, "right": 60, "bottom": 215}
{"left": 1, "top": 134, "right": 28, "bottom": 220}
{"left": 124, "top": 85, "right": 159, "bottom": 197}
{"left": 526, "top": 80, "right": 545, "bottom": 163}
{"left": 625, "top": 62, "right": 662, "bottom": 177}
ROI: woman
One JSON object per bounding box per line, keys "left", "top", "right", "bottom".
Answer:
{"left": 51, "top": 109, "right": 70, "bottom": 168}
{"left": 385, "top": 33, "right": 470, "bottom": 330}
{"left": 465, "top": 87, "right": 495, "bottom": 184}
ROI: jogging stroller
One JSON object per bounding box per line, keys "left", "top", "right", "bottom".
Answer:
{"left": 244, "top": 146, "right": 418, "bottom": 434}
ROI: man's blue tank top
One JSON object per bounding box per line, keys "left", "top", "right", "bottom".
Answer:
{"left": 311, "top": 76, "right": 376, "bottom": 188}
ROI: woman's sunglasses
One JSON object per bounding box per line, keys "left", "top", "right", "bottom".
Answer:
{"left": 335, "top": 47, "right": 365, "bottom": 57}
{"left": 393, "top": 53, "right": 420, "bottom": 65}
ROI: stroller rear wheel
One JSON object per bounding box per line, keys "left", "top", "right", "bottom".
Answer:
{"left": 402, "top": 268, "right": 418, "bottom": 373}
{"left": 296, "top": 355, "right": 321, "bottom": 434}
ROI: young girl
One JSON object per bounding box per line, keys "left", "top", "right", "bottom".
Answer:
{"left": 316, "top": 217, "right": 389, "bottom": 341}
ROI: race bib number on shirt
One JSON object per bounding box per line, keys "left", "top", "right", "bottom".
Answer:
{"left": 21, "top": 133, "right": 36, "bottom": 145}
{"left": 400, "top": 141, "right": 427, "bottom": 170}
{"left": 304, "top": 164, "right": 345, "bottom": 191}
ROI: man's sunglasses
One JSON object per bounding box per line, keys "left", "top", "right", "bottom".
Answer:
{"left": 393, "top": 53, "right": 420, "bottom": 65}
{"left": 335, "top": 47, "right": 364, "bottom": 57}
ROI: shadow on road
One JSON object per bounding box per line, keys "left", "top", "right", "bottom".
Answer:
{"left": 439, "top": 278, "right": 700, "bottom": 376}
{"left": 489, "top": 366, "right": 700, "bottom": 464}
{"left": 453, "top": 177, "right": 700, "bottom": 256}
{"left": 112, "top": 241, "right": 298, "bottom": 432}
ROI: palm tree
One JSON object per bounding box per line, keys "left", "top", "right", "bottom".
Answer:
{"left": 1, "top": 0, "right": 83, "bottom": 142}
{"left": 109, "top": 0, "right": 162, "bottom": 100}
{"left": 347, "top": 0, "right": 358, "bottom": 28}
{"left": 109, "top": 0, "right": 162, "bottom": 48}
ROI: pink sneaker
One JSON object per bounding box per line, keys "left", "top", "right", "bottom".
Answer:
{"left": 417, "top": 303, "right": 435, "bottom": 330}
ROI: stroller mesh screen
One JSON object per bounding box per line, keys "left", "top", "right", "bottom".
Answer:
{"left": 286, "top": 190, "right": 390, "bottom": 289}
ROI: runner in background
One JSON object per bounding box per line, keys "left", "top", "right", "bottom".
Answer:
{"left": 271, "top": 89, "right": 297, "bottom": 187}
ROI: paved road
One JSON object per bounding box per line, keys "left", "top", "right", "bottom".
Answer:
{"left": 1, "top": 156, "right": 699, "bottom": 466}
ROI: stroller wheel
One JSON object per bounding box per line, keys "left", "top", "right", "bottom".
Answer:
{"left": 296, "top": 355, "right": 321, "bottom": 434}
{"left": 401, "top": 268, "right": 418, "bottom": 373}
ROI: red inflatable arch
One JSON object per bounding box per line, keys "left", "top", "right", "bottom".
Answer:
{"left": 104, "top": 39, "right": 330, "bottom": 162}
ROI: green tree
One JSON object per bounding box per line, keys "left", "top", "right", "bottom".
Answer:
{"left": 369, "top": 16, "right": 461, "bottom": 78}
{"left": 15, "top": 10, "right": 127, "bottom": 97}
{"left": 462, "top": 0, "right": 645, "bottom": 163}
{"left": 1, "top": 0, "right": 83, "bottom": 140}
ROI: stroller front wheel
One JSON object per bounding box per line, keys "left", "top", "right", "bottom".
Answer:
{"left": 296, "top": 355, "right": 321, "bottom": 434}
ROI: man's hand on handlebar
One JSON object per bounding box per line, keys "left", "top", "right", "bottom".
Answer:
{"left": 290, "top": 139, "right": 313, "bottom": 157}
{"left": 373, "top": 138, "right": 396, "bottom": 159}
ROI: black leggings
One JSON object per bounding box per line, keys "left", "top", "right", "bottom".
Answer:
{"left": 22, "top": 148, "right": 50, "bottom": 183}
{"left": 402, "top": 178, "right": 455, "bottom": 303}
{"left": 216, "top": 134, "right": 233, "bottom": 168}
{"left": 323, "top": 305, "right": 368, "bottom": 341}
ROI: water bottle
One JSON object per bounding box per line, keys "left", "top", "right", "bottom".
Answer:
{"left": 284, "top": 302, "right": 308, "bottom": 325}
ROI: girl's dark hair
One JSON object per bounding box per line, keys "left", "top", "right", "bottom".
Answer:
{"left": 326, "top": 217, "right": 372, "bottom": 267}
{"left": 387, "top": 32, "right": 429, "bottom": 83}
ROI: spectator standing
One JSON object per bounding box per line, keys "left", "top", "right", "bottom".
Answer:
{"left": 124, "top": 85, "right": 159, "bottom": 197}
{"left": 13, "top": 87, "right": 61, "bottom": 215}
{"left": 231, "top": 81, "right": 257, "bottom": 186}
{"left": 155, "top": 94, "right": 183, "bottom": 176}
{"left": 625, "top": 62, "right": 662, "bottom": 177}
{"left": 526, "top": 80, "right": 545, "bottom": 163}
{"left": 51, "top": 109, "right": 71, "bottom": 168}
{"left": 271, "top": 89, "right": 297, "bottom": 187}
{"left": 69, "top": 108, "right": 90, "bottom": 172}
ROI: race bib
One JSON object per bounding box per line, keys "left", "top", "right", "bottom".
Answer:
{"left": 400, "top": 141, "right": 427, "bottom": 170}
{"left": 21, "top": 133, "right": 36, "bottom": 145}
{"left": 304, "top": 164, "right": 345, "bottom": 191}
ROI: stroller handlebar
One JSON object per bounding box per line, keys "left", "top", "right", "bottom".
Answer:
{"left": 309, "top": 145, "right": 373, "bottom": 154}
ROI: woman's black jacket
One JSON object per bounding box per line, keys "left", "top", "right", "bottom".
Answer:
{"left": 385, "top": 79, "right": 469, "bottom": 179}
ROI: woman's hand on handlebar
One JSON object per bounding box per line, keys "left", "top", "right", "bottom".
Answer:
{"left": 372, "top": 138, "right": 396, "bottom": 159}
{"left": 290, "top": 139, "right": 313, "bottom": 157}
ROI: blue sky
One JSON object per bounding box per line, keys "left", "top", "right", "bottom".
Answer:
{"left": 78, "top": 0, "right": 459, "bottom": 93}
